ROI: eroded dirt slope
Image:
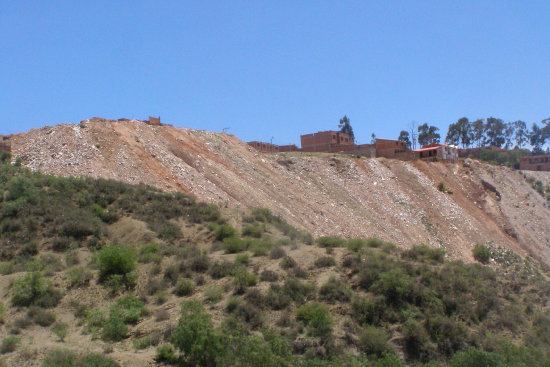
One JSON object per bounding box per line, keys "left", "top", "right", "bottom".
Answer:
{"left": 12, "top": 118, "right": 550, "bottom": 266}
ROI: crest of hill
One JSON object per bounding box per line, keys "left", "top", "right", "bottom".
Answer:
{"left": 11, "top": 117, "right": 550, "bottom": 267}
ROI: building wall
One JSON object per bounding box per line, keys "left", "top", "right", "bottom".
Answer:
{"left": 520, "top": 155, "right": 550, "bottom": 171}
{"left": 278, "top": 144, "right": 298, "bottom": 152}
{"left": 375, "top": 139, "right": 412, "bottom": 159}
{"left": 300, "top": 131, "right": 352, "bottom": 151}
{"left": 416, "top": 144, "right": 458, "bottom": 162}
{"left": 147, "top": 116, "right": 161, "bottom": 126}
{"left": 247, "top": 141, "right": 279, "bottom": 153}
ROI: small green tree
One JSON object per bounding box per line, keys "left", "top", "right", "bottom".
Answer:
{"left": 473, "top": 244, "right": 491, "bottom": 264}
{"left": 296, "top": 302, "right": 332, "bottom": 337}
{"left": 398, "top": 131, "right": 411, "bottom": 147}
{"left": 170, "top": 300, "right": 224, "bottom": 367}
{"left": 97, "top": 245, "right": 136, "bottom": 287}
{"left": 339, "top": 115, "right": 355, "bottom": 143}
{"left": 11, "top": 272, "right": 62, "bottom": 308}
{"left": 450, "top": 348, "right": 503, "bottom": 367}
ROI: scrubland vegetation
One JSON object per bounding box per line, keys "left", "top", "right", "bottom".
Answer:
{"left": 0, "top": 153, "right": 549, "bottom": 366}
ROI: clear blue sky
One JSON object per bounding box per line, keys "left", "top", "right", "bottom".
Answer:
{"left": 1, "top": 1, "right": 549, "bottom": 146}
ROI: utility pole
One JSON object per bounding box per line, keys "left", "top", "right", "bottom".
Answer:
{"left": 222, "top": 127, "right": 230, "bottom": 133}
{"left": 409, "top": 121, "right": 418, "bottom": 150}
{"left": 270, "top": 136, "right": 274, "bottom": 153}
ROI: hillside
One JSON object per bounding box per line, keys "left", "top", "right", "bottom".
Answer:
{"left": 0, "top": 157, "right": 549, "bottom": 367}
{"left": 11, "top": 118, "right": 550, "bottom": 267}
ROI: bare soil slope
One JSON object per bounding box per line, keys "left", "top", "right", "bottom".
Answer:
{"left": 12, "top": 118, "right": 550, "bottom": 266}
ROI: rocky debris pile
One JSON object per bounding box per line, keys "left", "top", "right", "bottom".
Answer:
{"left": 11, "top": 118, "right": 550, "bottom": 266}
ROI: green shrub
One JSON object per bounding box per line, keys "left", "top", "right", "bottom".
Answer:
{"left": 85, "top": 309, "right": 106, "bottom": 334}
{"left": 366, "top": 238, "right": 385, "bottom": 248}
{"left": 248, "top": 239, "right": 274, "bottom": 256}
{"left": 233, "top": 267, "right": 258, "bottom": 294}
{"left": 374, "top": 354, "right": 403, "bottom": 367}
{"left": 222, "top": 237, "right": 248, "bottom": 253}
{"left": 319, "top": 277, "right": 352, "bottom": 303}
{"left": 155, "top": 344, "right": 177, "bottom": 363}
{"left": 101, "top": 310, "right": 127, "bottom": 342}
{"left": 266, "top": 284, "right": 292, "bottom": 310}
{"left": 402, "top": 319, "right": 432, "bottom": 361}
{"left": 235, "top": 253, "right": 250, "bottom": 265}
{"left": 425, "top": 316, "right": 468, "bottom": 356}
{"left": 217, "top": 326, "right": 289, "bottom": 367}
{"left": 283, "top": 278, "right": 315, "bottom": 304}
{"left": 473, "top": 244, "right": 491, "bottom": 264}
{"left": 0, "top": 337, "right": 18, "bottom": 354}
{"left": 204, "top": 286, "right": 224, "bottom": 304}
{"left": 137, "top": 243, "right": 161, "bottom": 263}
{"left": 174, "top": 277, "right": 196, "bottom": 296}
{"left": 112, "top": 295, "right": 146, "bottom": 324}
{"left": 82, "top": 353, "right": 121, "bottom": 367}
{"left": 359, "top": 326, "right": 390, "bottom": 357}
{"left": 260, "top": 270, "right": 279, "bottom": 282}
{"left": 52, "top": 322, "right": 69, "bottom": 342}
{"left": 41, "top": 349, "right": 79, "bottom": 367}
{"left": 450, "top": 348, "right": 503, "bottom": 367}
{"left": 42, "top": 349, "right": 121, "bottom": 367}
{"left": 351, "top": 295, "right": 384, "bottom": 326}
{"left": 242, "top": 223, "right": 264, "bottom": 238}
{"left": 0, "top": 151, "right": 10, "bottom": 163}
{"left": 296, "top": 302, "right": 332, "bottom": 337}
{"left": 133, "top": 335, "right": 156, "bottom": 350}
{"left": 316, "top": 236, "right": 345, "bottom": 248}
{"left": 60, "top": 218, "right": 100, "bottom": 240}
{"left": 269, "top": 247, "right": 286, "bottom": 259}
{"left": 28, "top": 306, "right": 56, "bottom": 326}
{"left": 371, "top": 268, "right": 411, "bottom": 306}
{"left": 280, "top": 256, "right": 297, "bottom": 269}
{"left": 347, "top": 238, "right": 368, "bottom": 252}
{"left": 314, "top": 256, "right": 336, "bottom": 268}
{"left": 11, "top": 272, "right": 62, "bottom": 308}
{"left": 67, "top": 266, "right": 92, "bottom": 287}
{"left": 403, "top": 245, "right": 446, "bottom": 263}
{"left": 229, "top": 301, "right": 265, "bottom": 329}
{"left": 97, "top": 245, "right": 136, "bottom": 288}
{"left": 212, "top": 224, "right": 237, "bottom": 241}
{"left": 209, "top": 261, "right": 234, "bottom": 279}
{"left": 188, "top": 253, "right": 210, "bottom": 273}
{"left": 170, "top": 300, "right": 224, "bottom": 367}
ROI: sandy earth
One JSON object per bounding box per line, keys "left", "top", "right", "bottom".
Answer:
{"left": 11, "top": 118, "right": 550, "bottom": 267}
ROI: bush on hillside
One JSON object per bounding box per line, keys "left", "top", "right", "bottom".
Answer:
{"left": 359, "top": 325, "right": 390, "bottom": 357}
{"left": 316, "top": 236, "right": 345, "bottom": 248}
{"left": 170, "top": 300, "right": 224, "bottom": 366}
{"left": 473, "top": 244, "right": 491, "bottom": 264}
{"left": 174, "top": 277, "right": 196, "bottom": 296}
{"left": 11, "top": 272, "right": 62, "bottom": 308}
{"left": 319, "top": 277, "right": 352, "bottom": 303}
{"left": 212, "top": 224, "right": 237, "bottom": 241}
{"left": 42, "top": 348, "right": 120, "bottom": 367}
{"left": 97, "top": 245, "right": 136, "bottom": 287}
{"left": 450, "top": 348, "right": 503, "bottom": 367}
{"left": 296, "top": 302, "right": 332, "bottom": 337}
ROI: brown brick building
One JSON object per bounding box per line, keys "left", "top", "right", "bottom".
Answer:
{"left": 247, "top": 141, "right": 280, "bottom": 153}
{"left": 414, "top": 143, "right": 459, "bottom": 162}
{"left": 375, "top": 139, "right": 414, "bottom": 160}
{"left": 520, "top": 155, "right": 550, "bottom": 171}
{"left": 300, "top": 131, "right": 353, "bottom": 153}
{"left": 278, "top": 144, "right": 299, "bottom": 152}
